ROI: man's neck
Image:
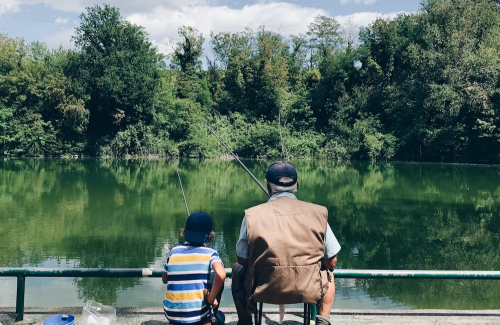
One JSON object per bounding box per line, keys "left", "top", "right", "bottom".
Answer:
{"left": 268, "top": 191, "right": 297, "bottom": 202}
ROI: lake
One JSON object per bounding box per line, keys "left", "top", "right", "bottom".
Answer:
{"left": 1, "top": 159, "right": 500, "bottom": 310}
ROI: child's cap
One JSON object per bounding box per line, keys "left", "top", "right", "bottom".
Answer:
{"left": 184, "top": 211, "right": 213, "bottom": 244}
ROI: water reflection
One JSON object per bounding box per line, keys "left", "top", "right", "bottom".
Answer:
{"left": 1, "top": 159, "right": 500, "bottom": 308}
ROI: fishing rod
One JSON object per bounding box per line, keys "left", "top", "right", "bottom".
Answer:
{"left": 170, "top": 154, "right": 190, "bottom": 216}
{"left": 172, "top": 157, "right": 218, "bottom": 321}
{"left": 204, "top": 123, "right": 288, "bottom": 323}
{"left": 203, "top": 122, "right": 270, "bottom": 198}
{"left": 176, "top": 165, "right": 190, "bottom": 217}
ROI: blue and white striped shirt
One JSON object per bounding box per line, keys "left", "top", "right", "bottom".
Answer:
{"left": 163, "top": 244, "right": 223, "bottom": 324}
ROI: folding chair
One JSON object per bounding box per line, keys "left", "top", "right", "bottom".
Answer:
{"left": 254, "top": 303, "right": 314, "bottom": 325}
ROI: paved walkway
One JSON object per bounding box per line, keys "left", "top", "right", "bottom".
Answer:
{"left": 2, "top": 308, "right": 500, "bottom": 325}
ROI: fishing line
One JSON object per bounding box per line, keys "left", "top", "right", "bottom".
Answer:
{"left": 170, "top": 153, "right": 190, "bottom": 217}
{"left": 204, "top": 123, "right": 288, "bottom": 322}
{"left": 203, "top": 122, "right": 270, "bottom": 198}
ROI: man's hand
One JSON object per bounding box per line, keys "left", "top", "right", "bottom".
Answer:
{"left": 237, "top": 257, "right": 248, "bottom": 268}
{"left": 322, "top": 255, "right": 337, "bottom": 270}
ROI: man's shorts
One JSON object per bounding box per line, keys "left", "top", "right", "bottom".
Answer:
{"left": 231, "top": 263, "right": 332, "bottom": 317}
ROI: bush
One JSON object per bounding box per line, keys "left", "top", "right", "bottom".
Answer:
{"left": 283, "top": 131, "right": 323, "bottom": 159}
{"left": 364, "top": 133, "right": 384, "bottom": 161}
{"left": 319, "top": 140, "right": 350, "bottom": 161}
{"left": 236, "top": 121, "right": 282, "bottom": 158}
{"left": 104, "top": 125, "right": 175, "bottom": 157}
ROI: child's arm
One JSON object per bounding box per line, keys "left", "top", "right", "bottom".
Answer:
{"left": 162, "top": 271, "right": 168, "bottom": 284}
{"left": 207, "top": 261, "right": 226, "bottom": 306}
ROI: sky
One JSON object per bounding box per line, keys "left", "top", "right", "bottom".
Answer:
{"left": 0, "top": 0, "right": 422, "bottom": 53}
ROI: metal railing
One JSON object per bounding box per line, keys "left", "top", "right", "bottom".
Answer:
{"left": 2, "top": 268, "right": 500, "bottom": 322}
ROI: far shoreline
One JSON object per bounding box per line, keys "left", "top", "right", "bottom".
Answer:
{"left": 2, "top": 156, "right": 500, "bottom": 167}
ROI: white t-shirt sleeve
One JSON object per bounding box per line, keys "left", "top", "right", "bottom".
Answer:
{"left": 324, "top": 223, "right": 341, "bottom": 258}
{"left": 236, "top": 216, "right": 249, "bottom": 259}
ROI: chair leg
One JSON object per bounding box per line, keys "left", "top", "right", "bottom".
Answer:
{"left": 258, "top": 303, "right": 263, "bottom": 325}
{"left": 303, "top": 304, "right": 308, "bottom": 325}
{"left": 255, "top": 309, "right": 258, "bottom": 325}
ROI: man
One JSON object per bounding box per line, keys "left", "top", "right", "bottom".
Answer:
{"left": 232, "top": 161, "right": 341, "bottom": 325}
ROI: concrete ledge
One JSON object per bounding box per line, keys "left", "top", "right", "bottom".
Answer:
{"left": 1, "top": 308, "right": 500, "bottom": 325}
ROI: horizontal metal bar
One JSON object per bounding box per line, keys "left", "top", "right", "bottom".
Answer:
{"left": 333, "top": 269, "right": 500, "bottom": 279}
{"left": 1, "top": 268, "right": 500, "bottom": 280}
{"left": 0, "top": 268, "right": 229, "bottom": 278}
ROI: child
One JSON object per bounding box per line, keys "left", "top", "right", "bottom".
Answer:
{"left": 163, "top": 211, "right": 226, "bottom": 325}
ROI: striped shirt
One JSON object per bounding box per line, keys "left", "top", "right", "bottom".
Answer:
{"left": 164, "top": 244, "right": 223, "bottom": 324}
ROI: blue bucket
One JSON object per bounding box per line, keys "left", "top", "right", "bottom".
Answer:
{"left": 42, "top": 314, "right": 75, "bottom": 325}
{"left": 216, "top": 310, "right": 225, "bottom": 324}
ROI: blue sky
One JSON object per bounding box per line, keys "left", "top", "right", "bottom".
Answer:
{"left": 0, "top": 0, "right": 421, "bottom": 52}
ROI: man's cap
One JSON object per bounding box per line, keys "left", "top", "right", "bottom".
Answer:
{"left": 184, "top": 211, "right": 213, "bottom": 244}
{"left": 265, "top": 161, "right": 298, "bottom": 186}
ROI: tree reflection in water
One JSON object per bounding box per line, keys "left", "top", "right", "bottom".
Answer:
{"left": 1, "top": 159, "right": 500, "bottom": 307}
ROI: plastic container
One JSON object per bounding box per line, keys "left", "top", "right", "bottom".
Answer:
{"left": 42, "top": 314, "right": 75, "bottom": 325}
{"left": 81, "top": 300, "right": 116, "bottom": 325}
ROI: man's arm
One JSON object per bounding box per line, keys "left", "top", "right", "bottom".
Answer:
{"left": 323, "top": 223, "right": 341, "bottom": 269}
{"left": 236, "top": 216, "right": 249, "bottom": 267}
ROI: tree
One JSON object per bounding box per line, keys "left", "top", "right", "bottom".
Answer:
{"left": 171, "top": 26, "right": 205, "bottom": 73}
{"left": 71, "top": 4, "right": 163, "bottom": 150}
{"left": 210, "top": 30, "right": 253, "bottom": 71}
{"left": 307, "top": 15, "right": 342, "bottom": 65}
{"left": 341, "top": 18, "right": 360, "bottom": 48}
{"left": 169, "top": 26, "right": 212, "bottom": 108}
{"left": 0, "top": 36, "right": 88, "bottom": 156}
{"left": 359, "top": 0, "right": 500, "bottom": 162}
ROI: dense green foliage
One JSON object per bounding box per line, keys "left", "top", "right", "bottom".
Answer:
{"left": 3, "top": 0, "right": 500, "bottom": 162}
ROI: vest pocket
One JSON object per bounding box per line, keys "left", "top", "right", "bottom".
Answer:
{"left": 251, "top": 263, "right": 322, "bottom": 304}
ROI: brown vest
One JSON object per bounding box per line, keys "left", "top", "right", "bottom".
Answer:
{"left": 245, "top": 197, "right": 328, "bottom": 304}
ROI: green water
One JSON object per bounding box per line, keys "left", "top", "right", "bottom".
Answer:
{"left": 1, "top": 159, "right": 500, "bottom": 310}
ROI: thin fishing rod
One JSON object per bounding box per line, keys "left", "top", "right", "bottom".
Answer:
{"left": 203, "top": 122, "right": 270, "bottom": 198}
{"left": 170, "top": 154, "right": 190, "bottom": 216}
{"left": 176, "top": 165, "right": 190, "bottom": 217}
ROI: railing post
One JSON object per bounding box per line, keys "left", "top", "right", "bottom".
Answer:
{"left": 15, "top": 275, "right": 25, "bottom": 322}
{"left": 311, "top": 304, "right": 317, "bottom": 321}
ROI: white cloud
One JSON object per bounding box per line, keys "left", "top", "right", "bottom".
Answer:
{"left": 0, "top": 0, "right": 210, "bottom": 14}
{"left": 127, "top": 2, "right": 407, "bottom": 55}
{"left": 127, "top": 2, "right": 327, "bottom": 54}
{"left": 34, "top": 1, "right": 328, "bottom": 54}
{"left": 0, "top": 0, "right": 20, "bottom": 13}
{"left": 33, "top": 0, "right": 408, "bottom": 56}
{"left": 340, "top": 0, "right": 378, "bottom": 4}
{"left": 150, "top": 39, "right": 171, "bottom": 56}
{"left": 43, "top": 28, "right": 74, "bottom": 49}
{"left": 55, "top": 16, "right": 69, "bottom": 24}
{"left": 335, "top": 11, "right": 407, "bottom": 27}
